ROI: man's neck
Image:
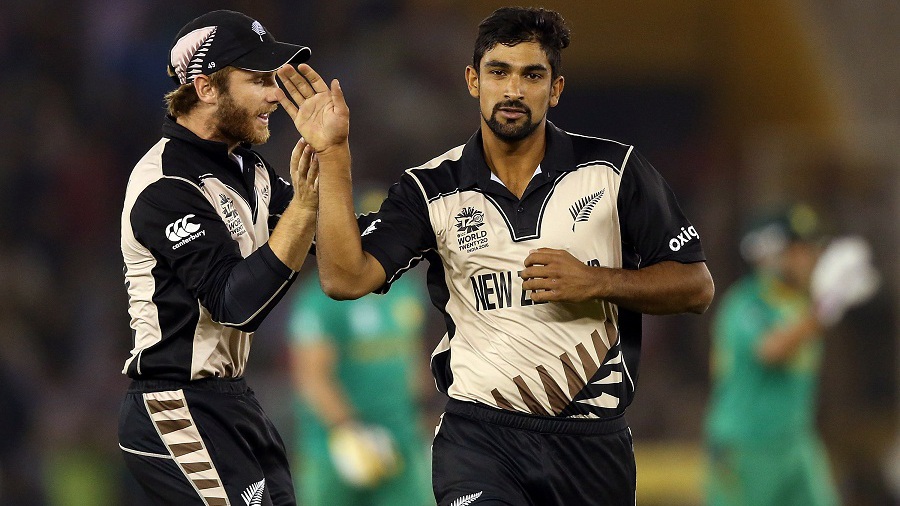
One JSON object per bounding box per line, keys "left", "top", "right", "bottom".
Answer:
{"left": 481, "top": 121, "right": 547, "bottom": 199}
{"left": 176, "top": 112, "right": 239, "bottom": 153}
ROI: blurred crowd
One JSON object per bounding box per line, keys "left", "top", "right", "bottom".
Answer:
{"left": 0, "top": 1, "right": 896, "bottom": 505}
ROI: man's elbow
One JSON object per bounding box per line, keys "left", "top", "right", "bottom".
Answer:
{"left": 319, "top": 277, "right": 369, "bottom": 300}
{"left": 687, "top": 274, "right": 715, "bottom": 314}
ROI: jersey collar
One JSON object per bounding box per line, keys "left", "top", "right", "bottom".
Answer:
{"left": 162, "top": 115, "right": 255, "bottom": 162}
{"left": 457, "top": 120, "right": 575, "bottom": 191}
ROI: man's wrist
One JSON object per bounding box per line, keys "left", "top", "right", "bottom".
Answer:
{"left": 585, "top": 265, "right": 612, "bottom": 301}
{"left": 315, "top": 141, "right": 351, "bottom": 161}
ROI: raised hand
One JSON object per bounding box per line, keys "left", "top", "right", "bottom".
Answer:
{"left": 277, "top": 64, "right": 350, "bottom": 155}
{"left": 290, "top": 139, "right": 319, "bottom": 210}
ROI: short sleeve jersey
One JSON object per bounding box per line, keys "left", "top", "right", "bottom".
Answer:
{"left": 360, "top": 122, "right": 706, "bottom": 418}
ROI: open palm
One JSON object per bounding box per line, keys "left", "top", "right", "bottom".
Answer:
{"left": 277, "top": 64, "right": 349, "bottom": 153}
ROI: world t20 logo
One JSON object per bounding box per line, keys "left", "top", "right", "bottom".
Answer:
{"left": 455, "top": 207, "right": 489, "bottom": 253}
{"left": 455, "top": 207, "right": 485, "bottom": 233}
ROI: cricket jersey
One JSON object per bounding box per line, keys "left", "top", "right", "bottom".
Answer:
{"left": 359, "top": 122, "right": 706, "bottom": 419}
{"left": 120, "top": 116, "right": 296, "bottom": 381}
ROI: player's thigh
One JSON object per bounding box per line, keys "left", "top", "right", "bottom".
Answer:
{"left": 431, "top": 414, "right": 529, "bottom": 506}
{"left": 121, "top": 449, "right": 210, "bottom": 505}
{"left": 119, "top": 389, "right": 289, "bottom": 506}
{"left": 542, "top": 428, "right": 636, "bottom": 504}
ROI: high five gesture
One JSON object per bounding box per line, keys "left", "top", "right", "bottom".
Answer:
{"left": 277, "top": 64, "right": 350, "bottom": 155}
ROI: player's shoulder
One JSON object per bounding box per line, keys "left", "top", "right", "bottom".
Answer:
{"left": 400, "top": 143, "right": 468, "bottom": 202}
{"left": 127, "top": 140, "right": 209, "bottom": 203}
{"left": 560, "top": 128, "right": 635, "bottom": 174}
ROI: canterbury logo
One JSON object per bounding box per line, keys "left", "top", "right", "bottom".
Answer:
{"left": 165, "top": 214, "right": 202, "bottom": 241}
{"left": 450, "top": 491, "right": 483, "bottom": 506}
{"left": 241, "top": 478, "right": 265, "bottom": 506}
{"left": 569, "top": 189, "right": 605, "bottom": 231}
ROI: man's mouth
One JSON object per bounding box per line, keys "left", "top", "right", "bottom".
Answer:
{"left": 496, "top": 101, "right": 528, "bottom": 120}
{"left": 498, "top": 107, "right": 526, "bottom": 119}
{"left": 257, "top": 109, "right": 276, "bottom": 125}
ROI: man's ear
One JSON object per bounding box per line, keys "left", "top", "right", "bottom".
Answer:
{"left": 549, "top": 75, "right": 564, "bottom": 108}
{"left": 465, "top": 66, "right": 479, "bottom": 98}
{"left": 193, "top": 74, "right": 217, "bottom": 104}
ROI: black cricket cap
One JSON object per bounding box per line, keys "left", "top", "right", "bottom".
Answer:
{"left": 167, "top": 10, "right": 311, "bottom": 86}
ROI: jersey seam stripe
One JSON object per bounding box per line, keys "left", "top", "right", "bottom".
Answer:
{"left": 211, "top": 273, "right": 296, "bottom": 327}
{"left": 385, "top": 250, "right": 431, "bottom": 285}
{"left": 119, "top": 444, "right": 173, "bottom": 460}
{"left": 427, "top": 188, "right": 463, "bottom": 204}
{"left": 576, "top": 160, "right": 622, "bottom": 175}
{"left": 564, "top": 130, "right": 632, "bottom": 147}
{"left": 162, "top": 175, "right": 204, "bottom": 193}
{"left": 621, "top": 145, "right": 635, "bottom": 174}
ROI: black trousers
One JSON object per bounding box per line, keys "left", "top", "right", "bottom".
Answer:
{"left": 118, "top": 377, "right": 295, "bottom": 506}
{"left": 432, "top": 399, "right": 636, "bottom": 506}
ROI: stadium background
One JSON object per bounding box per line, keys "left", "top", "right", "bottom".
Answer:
{"left": 0, "top": 0, "right": 896, "bottom": 504}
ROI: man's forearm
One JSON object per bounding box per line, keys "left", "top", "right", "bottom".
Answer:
{"left": 314, "top": 146, "right": 381, "bottom": 299}
{"left": 268, "top": 202, "right": 317, "bottom": 271}
{"left": 591, "top": 261, "right": 714, "bottom": 315}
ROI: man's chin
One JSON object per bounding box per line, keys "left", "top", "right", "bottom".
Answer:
{"left": 248, "top": 127, "right": 271, "bottom": 145}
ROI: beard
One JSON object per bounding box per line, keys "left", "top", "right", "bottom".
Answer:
{"left": 215, "top": 92, "right": 272, "bottom": 145}
{"left": 483, "top": 100, "right": 540, "bottom": 142}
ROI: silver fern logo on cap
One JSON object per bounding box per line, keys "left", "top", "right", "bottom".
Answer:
{"left": 170, "top": 26, "right": 217, "bottom": 85}
{"left": 251, "top": 20, "right": 266, "bottom": 40}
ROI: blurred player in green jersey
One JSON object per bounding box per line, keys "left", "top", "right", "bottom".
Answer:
{"left": 287, "top": 188, "right": 434, "bottom": 506}
{"left": 704, "top": 203, "right": 879, "bottom": 505}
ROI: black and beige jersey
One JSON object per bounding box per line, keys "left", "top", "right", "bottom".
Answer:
{"left": 360, "top": 122, "right": 706, "bottom": 419}
{"left": 120, "top": 117, "right": 296, "bottom": 381}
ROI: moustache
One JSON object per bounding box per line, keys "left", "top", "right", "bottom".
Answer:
{"left": 493, "top": 100, "right": 530, "bottom": 114}
{"left": 258, "top": 105, "right": 278, "bottom": 116}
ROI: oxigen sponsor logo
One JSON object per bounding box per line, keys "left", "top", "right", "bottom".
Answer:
{"left": 668, "top": 226, "right": 699, "bottom": 251}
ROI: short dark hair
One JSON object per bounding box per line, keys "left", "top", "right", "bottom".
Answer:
{"left": 163, "top": 66, "right": 236, "bottom": 117}
{"left": 473, "top": 7, "right": 571, "bottom": 79}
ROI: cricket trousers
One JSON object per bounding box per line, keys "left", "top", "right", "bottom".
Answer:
{"left": 119, "top": 377, "right": 295, "bottom": 506}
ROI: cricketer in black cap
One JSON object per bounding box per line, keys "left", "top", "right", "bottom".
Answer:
{"left": 119, "top": 9, "right": 320, "bottom": 506}
{"left": 168, "top": 10, "right": 310, "bottom": 85}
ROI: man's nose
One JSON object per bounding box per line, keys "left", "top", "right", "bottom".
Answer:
{"left": 504, "top": 76, "right": 524, "bottom": 100}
